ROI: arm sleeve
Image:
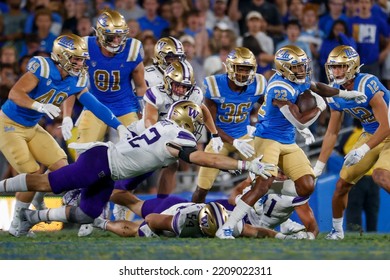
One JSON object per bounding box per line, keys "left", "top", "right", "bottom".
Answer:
{"left": 78, "top": 91, "right": 121, "bottom": 129}
{"left": 279, "top": 105, "right": 321, "bottom": 130}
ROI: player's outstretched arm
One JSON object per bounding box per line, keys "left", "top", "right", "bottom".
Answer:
{"left": 311, "top": 81, "right": 367, "bottom": 103}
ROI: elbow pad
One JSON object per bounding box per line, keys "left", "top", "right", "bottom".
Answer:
{"left": 178, "top": 146, "right": 198, "bottom": 163}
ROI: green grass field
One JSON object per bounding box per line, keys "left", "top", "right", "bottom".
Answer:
{"left": 1, "top": 229, "right": 390, "bottom": 260}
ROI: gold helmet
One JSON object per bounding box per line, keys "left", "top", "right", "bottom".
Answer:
{"left": 164, "top": 60, "right": 195, "bottom": 101}
{"left": 274, "top": 45, "right": 311, "bottom": 84}
{"left": 225, "top": 47, "right": 257, "bottom": 86}
{"left": 51, "top": 34, "right": 89, "bottom": 77}
{"left": 198, "top": 202, "right": 229, "bottom": 237}
{"left": 167, "top": 100, "right": 204, "bottom": 140}
{"left": 154, "top": 36, "right": 186, "bottom": 71}
{"left": 325, "top": 45, "right": 361, "bottom": 85}
{"left": 95, "top": 9, "right": 129, "bottom": 53}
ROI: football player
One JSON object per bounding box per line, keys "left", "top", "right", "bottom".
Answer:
{"left": 192, "top": 47, "right": 267, "bottom": 203}
{"left": 144, "top": 36, "right": 186, "bottom": 87}
{"left": 0, "top": 101, "right": 274, "bottom": 235}
{"left": 216, "top": 45, "right": 367, "bottom": 239}
{"left": 313, "top": 45, "right": 390, "bottom": 240}
{"left": 0, "top": 33, "right": 130, "bottom": 237}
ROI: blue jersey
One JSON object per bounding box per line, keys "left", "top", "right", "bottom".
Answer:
{"left": 2, "top": 56, "right": 88, "bottom": 127}
{"left": 255, "top": 73, "right": 310, "bottom": 144}
{"left": 85, "top": 36, "right": 143, "bottom": 116}
{"left": 327, "top": 73, "right": 390, "bottom": 134}
{"left": 204, "top": 74, "right": 266, "bottom": 139}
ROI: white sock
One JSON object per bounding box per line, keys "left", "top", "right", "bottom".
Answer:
{"left": 30, "top": 206, "right": 68, "bottom": 224}
{"left": 332, "top": 217, "right": 344, "bottom": 232}
{"left": 223, "top": 199, "right": 251, "bottom": 229}
{"left": 0, "top": 174, "right": 28, "bottom": 192}
{"left": 10, "top": 200, "right": 31, "bottom": 227}
{"left": 32, "top": 192, "right": 45, "bottom": 209}
{"left": 93, "top": 217, "right": 108, "bottom": 230}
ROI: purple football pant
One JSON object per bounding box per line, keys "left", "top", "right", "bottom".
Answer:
{"left": 114, "top": 171, "right": 154, "bottom": 191}
{"left": 48, "top": 146, "right": 114, "bottom": 218}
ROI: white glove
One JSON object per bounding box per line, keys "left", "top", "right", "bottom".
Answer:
{"left": 60, "top": 116, "right": 74, "bottom": 141}
{"left": 117, "top": 124, "right": 132, "bottom": 140}
{"left": 210, "top": 135, "right": 223, "bottom": 153}
{"left": 313, "top": 160, "right": 325, "bottom": 177}
{"left": 313, "top": 93, "right": 327, "bottom": 112}
{"left": 338, "top": 89, "right": 367, "bottom": 104}
{"left": 244, "top": 155, "right": 275, "bottom": 179}
{"left": 288, "top": 231, "right": 315, "bottom": 240}
{"left": 343, "top": 143, "right": 370, "bottom": 167}
{"left": 31, "top": 101, "right": 61, "bottom": 119}
{"left": 297, "top": 128, "right": 315, "bottom": 145}
{"left": 233, "top": 139, "right": 255, "bottom": 159}
{"left": 246, "top": 125, "right": 256, "bottom": 138}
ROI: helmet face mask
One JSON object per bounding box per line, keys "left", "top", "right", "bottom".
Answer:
{"left": 325, "top": 45, "right": 361, "bottom": 85}
{"left": 51, "top": 34, "right": 89, "bottom": 77}
{"left": 198, "top": 202, "right": 229, "bottom": 237}
{"left": 274, "top": 45, "right": 311, "bottom": 84}
{"left": 154, "top": 37, "right": 186, "bottom": 71}
{"left": 225, "top": 47, "right": 257, "bottom": 87}
{"left": 164, "top": 61, "right": 195, "bottom": 101}
{"left": 167, "top": 100, "right": 204, "bottom": 140}
{"left": 95, "top": 9, "right": 129, "bottom": 54}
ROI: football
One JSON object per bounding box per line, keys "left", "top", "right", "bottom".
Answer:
{"left": 296, "top": 90, "right": 317, "bottom": 113}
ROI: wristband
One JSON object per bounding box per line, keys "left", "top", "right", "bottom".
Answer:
{"left": 31, "top": 101, "right": 42, "bottom": 111}
{"left": 237, "top": 160, "right": 247, "bottom": 170}
{"left": 211, "top": 133, "right": 219, "bottom": 138}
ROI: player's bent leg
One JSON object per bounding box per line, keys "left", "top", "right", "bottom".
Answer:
{"left": 191, "top": 186, "right": 209, "bottom": 203}
{"left": 294, "top": 175, "right": 315, "bottom": 197}
{"left": 372, "top": 168, "right": 390, "bottom": 193}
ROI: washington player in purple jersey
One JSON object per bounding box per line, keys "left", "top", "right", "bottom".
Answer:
{"left": 313, "top": 45, "right": 390, "bottom": 240}
{"left": 0, "top": 101, "right": 274, "bottom": 235}
{"left": 0, "top": 33, "right": 131, "bottom": 237}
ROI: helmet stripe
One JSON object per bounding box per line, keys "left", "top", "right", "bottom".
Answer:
{"left": 209, "top": 202, "right": 224, "bottom": 228}
{"left": 169, "top": 36, "right": 184, "bottom": 54}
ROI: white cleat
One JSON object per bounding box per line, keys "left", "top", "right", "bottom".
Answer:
{"left": 215, "top": 227, "right": 235, "bottom": 239}
{"left": 18, "top": 209, "right": 36, "bottom": 237}
{"left": 280, "top": 219, "right": 306, "bottom": 234}
{"left": 325, "top": 228, "right": 344, "bottom": 240}
{"left": 113, "top": 204, "right": 127, "bottom": 221}
{"left": 78, "top": 224, "right": 94, "bottom": 237}
{"left": 9, "top": 209, "right": 36, "bottom": 238}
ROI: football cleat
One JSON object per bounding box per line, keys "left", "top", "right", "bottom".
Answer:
{"left": 78, "top": 224, "right": 94, "bottom": 237}
{"left": 215, "top": 226, "right": 235, "bottom": 239}
{"left": 18, "top": 209, "right": 35, "bottom": 237}
{"left": 280, "top": 219, "right": 306, "bottom": 234}
{"left": 325, "top": 228, "right": 344, "bottom": 240}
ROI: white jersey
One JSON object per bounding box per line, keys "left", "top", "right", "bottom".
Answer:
{"left": 144, "top": 64, "right": 164, "bottom": 88}
{"left": 130, "top": 84, "right": 204, "bottom": 135}
{"left": 163, "top": 202, "right": 205, "bottom": 237}
{"left": 108, "top": 120, "right": 197, "bottom": 180}
{"left": 248, "top": 192, "right": 309, "bottom": 229}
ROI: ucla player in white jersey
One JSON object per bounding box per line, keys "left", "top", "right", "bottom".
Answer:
{"left": 0, "top": 34, "right": 131, "bottom": 237}
{"left": 144, "top": 36, "right": 186, "bottom": 87}
{"left": 0, "top": 101, "right": 274, "bottom": 235}
{"left": 216, "top": 45, "right": 368, "bottom": 239}
{"left": 192, "top": 47, "right": 267, "bottom": 203}
{"left": 313, "top": 45, "right": 390, "bottom": 240}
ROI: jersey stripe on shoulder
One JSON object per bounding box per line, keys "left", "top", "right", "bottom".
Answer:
{"left": 267, "top": 80, "right": 295, "bottom": 95}
{"left": 205, "top": 76, "right": 220, "bottom": 98}
{"left": 76, "top": 73, "right": 88, "bottom": 88}
{"left": 254, "top": 74, "right": 267, "bottom": 96}
{"left": 36, "top": 56, "right": 50, "bottom": 78}
{"left": 357, "top": 74, "right": 372, "bottom": 93}
{"left": 83, "top": 36, "right": 89, "bottom": 50}
{"left": 127, "top": 39, "right": 141, "bottom": 62}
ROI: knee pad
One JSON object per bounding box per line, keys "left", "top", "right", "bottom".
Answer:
{"left": 68, "top": 206, "right": 94, "bottom": 224}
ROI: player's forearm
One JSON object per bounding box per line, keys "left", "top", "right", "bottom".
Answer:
{"left": 366, "top": 125, "right": 390, "bottom": 150}
{"left": 62, "top": 95, "right": 76, "bottom": 117}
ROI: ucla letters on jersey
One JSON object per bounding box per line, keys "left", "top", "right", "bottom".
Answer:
{"left": 1, "top": 56, "right": 88, "bottom": 127}
{"left": 255, "top": 73, "right": 311, "bottom": 144}
{"left": 204, "top": 73, "right": 266, "bottom": 139}
{"left": 84, "top": 36, "right": 143, "bottom": 116}
{"left": 326, "top": 73, "right": 390, "bottom": 134}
